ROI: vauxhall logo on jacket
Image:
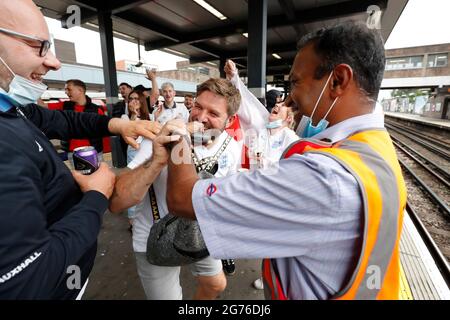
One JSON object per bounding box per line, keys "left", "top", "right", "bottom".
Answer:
{"left": 0, "top": 252, "right": 42, "bottom": 284}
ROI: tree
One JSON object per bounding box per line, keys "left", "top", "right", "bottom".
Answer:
{"left": 391, "top": 89, "right": 429, "bottom": 103}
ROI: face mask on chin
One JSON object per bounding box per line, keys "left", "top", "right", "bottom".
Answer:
{"left": 265, "top": 119, "right": 283, "bottom": 129}
{"left": 295, "top": 72, "right": 339, "bottom": 138}
{"left": 0, "top": 56, "right": 47, "bottom": 106}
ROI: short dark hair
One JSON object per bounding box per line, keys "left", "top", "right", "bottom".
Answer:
{"left": 119, "top": 82, "right": 132, "bottom": 89}
{"left": 266, "top": 89, "right": 282, "bottom": 111}
{"left": 184, "top": 94, "right": 194, "bottom": 99}
{"left": 134, "top": 84, "right": 150, "bottom": 92}
{"left": 297, "top": 22, "right": 385, "bottom": 100}
{"left": 197, "top": 78, "right": 241, "bottom": 116}
{"left": 65, "top": 79, "right": 87, "bottom": 92}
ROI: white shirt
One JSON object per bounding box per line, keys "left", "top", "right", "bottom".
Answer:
{"left": 150, "top": 102, "right": 189, "bottom": 124}
{"left": 229, "top": 72, "right": 299, "bottom": 170}
{"left": 313, "top": 112, "right": 385, "bottom": 143}
{"left": 230, "top": 72, "right": 269, "bottom": 135}
{"left": 192, "top": 112, "right": 385, "bottom": 300}
{"left": 128, "top": 131, "right": 241, "bottom": 252}
{"left": 252, "top": 127, "right": 299, "bottom": 170}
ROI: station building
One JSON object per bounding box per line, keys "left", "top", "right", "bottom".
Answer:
{"left": 381, "top": 43, "right": 450, "bottom": 119}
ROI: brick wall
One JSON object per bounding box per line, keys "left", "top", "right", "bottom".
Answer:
{"left": 384, "top": 43, "right": 450, "bottom": 79}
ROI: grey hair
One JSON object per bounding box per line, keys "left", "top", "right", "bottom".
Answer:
{"left": 161, "top": 82, "right": 175, "bottom": 90}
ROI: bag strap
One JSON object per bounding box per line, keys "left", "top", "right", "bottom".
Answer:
{"left": 148, "top": 185, "right": 160, "bottom": 222}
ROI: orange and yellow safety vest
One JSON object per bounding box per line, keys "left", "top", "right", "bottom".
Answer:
{"left": 262, "top": 129, "right": 407, "bottom": 300}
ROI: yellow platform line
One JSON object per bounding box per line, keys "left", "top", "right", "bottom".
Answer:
{"left": 399, "top": 263, "right": 414, "bottom": 300}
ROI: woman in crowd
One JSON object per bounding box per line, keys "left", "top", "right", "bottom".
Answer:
{"left": 125, "top": 90, "right": 151, "bottom": 230}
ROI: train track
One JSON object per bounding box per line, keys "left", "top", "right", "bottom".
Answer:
{"left": 397, "top": 155, "right": 450, "bottom": 219}
{"left": 391, "top": 136, "right": 450, "bottom": 188}
{"left": 386, "top": 121, "right": 450, "bottom": 264}
{"left": 406, "top": 203, "right": 450, "bottom": 288}
{"left": 385, "top": 121, "right": 450, "bottom": 161}
{"left": 385, "top": 119, "right": 450, "bottom": 149}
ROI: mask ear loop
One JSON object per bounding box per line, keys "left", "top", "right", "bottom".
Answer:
{"left": 309, "top": 72, "right": 334, "bottom": 121}
{"left": 0, "top": 56, "right": 16, "bottom": 92}
{"left": 322, "top": 96, "right": 339, "bottom": 121}
{"left": 0, "top": 55, "right": 16, "bottom": 77}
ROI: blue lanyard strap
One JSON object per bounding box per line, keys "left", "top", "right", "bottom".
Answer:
{"left": 0, "top": 92, "right": 14, "bottom": 112}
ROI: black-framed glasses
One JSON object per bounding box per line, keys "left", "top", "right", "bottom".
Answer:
{"left": 0, "top": 27, "right": 52, "bottom": 57}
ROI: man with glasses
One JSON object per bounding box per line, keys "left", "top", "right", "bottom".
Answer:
{"left": 0, "top": 0, "right": 160, "bottom": 299}
{"left": 0, "top": 27, "right": 52, "bottom": 57}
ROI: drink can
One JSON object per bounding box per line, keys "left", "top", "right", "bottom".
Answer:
{"left": 73, "top": 146, "right": 99, "bottom": 175}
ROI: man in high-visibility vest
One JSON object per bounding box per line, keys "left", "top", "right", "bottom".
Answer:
{"left": 151, "top": 21, "right": 407, "bottom": 300}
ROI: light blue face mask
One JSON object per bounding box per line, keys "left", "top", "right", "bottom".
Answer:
{"left": 0, "top": 56, "right": 47, "bottom": 106}
{"left": 265, "top": 119, "right": 283, "bottom": 129}
{"left": 295, "top": 72, "right": 339, "bottom": 138}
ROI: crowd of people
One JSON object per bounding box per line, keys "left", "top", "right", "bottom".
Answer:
{"left": 0, "top": 0, "right": 407, "bottom": 300}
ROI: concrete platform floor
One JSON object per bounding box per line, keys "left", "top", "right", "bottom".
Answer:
{"left": 82, "top": 211, "right": 265, "bottom": 300}
{"left": 80, "top": 154, "right": 265, "bottom": 300}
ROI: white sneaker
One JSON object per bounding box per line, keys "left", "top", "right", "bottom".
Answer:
{"left": 253, "top": 277, "right": 264, "bottom": 290}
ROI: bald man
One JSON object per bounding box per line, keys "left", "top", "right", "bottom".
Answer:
{"left": 0, "top": 0, "right": 160, "bottom": 299}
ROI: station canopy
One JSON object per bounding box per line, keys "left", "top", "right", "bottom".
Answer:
{"left": 35, "top": 0, "right": 408, "bottom": 85}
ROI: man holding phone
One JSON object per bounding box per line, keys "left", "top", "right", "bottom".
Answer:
{"left": 0, "top": 0, "right": 160, "bottom": 299}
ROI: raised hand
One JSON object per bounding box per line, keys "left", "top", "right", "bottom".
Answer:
{"left": 224, "top": 59, "right": 237, "bottom": 80}
{"left": 108, "top": 118, "right": 162, "bottom": 149}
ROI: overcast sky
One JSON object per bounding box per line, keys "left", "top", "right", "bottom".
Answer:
{"left": 45, "top": 0, "right": 450, "bottom": 70}
{"left": 384, "top": 0, "right": 450, "bottom": 49}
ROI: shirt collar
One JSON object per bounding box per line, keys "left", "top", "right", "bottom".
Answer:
{"left": 164, "top": 102, "right": 176, "bottom": 109}
{"left": 312, "top": 112, "right": 385, "bottom": 143}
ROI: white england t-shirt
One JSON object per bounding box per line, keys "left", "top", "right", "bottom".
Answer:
{"left": 250, "top": 127, "right": 299, "bottom": 170}
{"left": 150, "top": 103, "right": 189, "bottom": 124}
{"left": 128, "top": 131, "right": 241, "bottom": 252}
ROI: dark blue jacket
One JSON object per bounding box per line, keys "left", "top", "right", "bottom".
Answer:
{"left": 0, "top": 103, "right": 111, "bottom": 299}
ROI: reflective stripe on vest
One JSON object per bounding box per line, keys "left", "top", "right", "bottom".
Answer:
{"left": 262, "top": 129, "right": 406, "bottom": 300}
